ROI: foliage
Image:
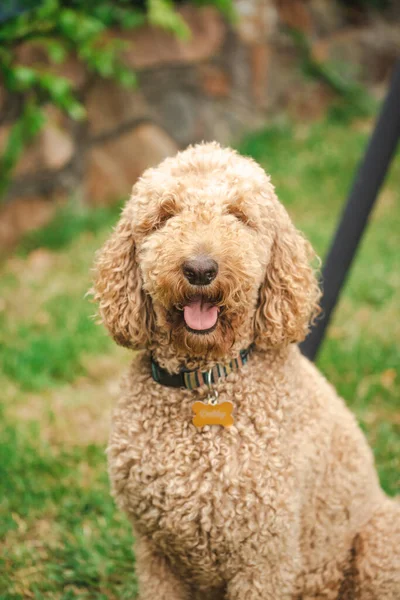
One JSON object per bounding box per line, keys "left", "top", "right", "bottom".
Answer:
{"left": 288, "top": 28, "right": 376, "bottom": 122}
{"left": 0, "top": 113, "right": 399, "bottom": 595}
{"left": 0, "top": 0, "right": 233, "bottom": 198}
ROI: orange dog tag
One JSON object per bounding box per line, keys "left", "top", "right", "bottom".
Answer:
{"left": 192, "top": 401, "right": 234, "bottom": 428}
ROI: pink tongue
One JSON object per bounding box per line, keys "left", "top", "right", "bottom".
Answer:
{"left": 183, "top": 299, "right": 218, "bottom": 331}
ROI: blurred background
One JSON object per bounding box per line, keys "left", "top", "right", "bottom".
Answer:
{"left": 0, "top": 0, "right": 399, "bottom": 597}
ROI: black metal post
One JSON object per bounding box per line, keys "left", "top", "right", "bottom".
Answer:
{"left": 301, "top": 60, "right": 400, "bottom": 362}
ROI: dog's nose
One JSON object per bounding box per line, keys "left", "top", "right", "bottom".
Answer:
{"left": 182, "top": 256, "right": 218, "bottom": 286}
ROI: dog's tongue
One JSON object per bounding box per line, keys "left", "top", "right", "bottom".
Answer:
{"left": 183, "top": 299, "right": 218, "bottom": 331}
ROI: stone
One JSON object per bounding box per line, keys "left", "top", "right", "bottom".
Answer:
{"left": 120, "top": 6, "right": 226, "bottom": 69}
{"left": 15, "top": 41, "right": 87, "bottom": 89}
{"left": 250, "top": 43, "right": 271, "bottom": 107}
{"left": 308, "top": 0, "right": 345, "bottom": 35}
{"left": 13, "top": 140, "right": 43, "bottom": 177}
{"left": 41, "top": 106, "right": 75, "bottom": 170}
{"left": 311, "top": 23, "right": 400, "bottom": 84}
{"left": 275, "top": 0, "right": 313, "bottom": 34}
{"left": 0, "top": 197, "right": 57, "bottom": 250}
{"left": 199, "top": 65, "right": 231, "bottom": 98}
{"left": 58, "top": 56, "right": 88, "bottom": 90}
{"left": 12, "top": 106, "right": 74, "bottom": 176}
{"left": 264, "top": 45, "right": 304, "bottom": 112}
{"left": 286, "top": 80, "right": 335, "bottom": 121}
{"left": 85, "top": 81, "right": 148, "bottom": 138}
{"left": 235, "top": 0, "right": 278, "bottom": 43}
{"left": 41, "top": 124, "right": 74, "bottom": 170}
{"left": 86, "top": 123, "right": 179, "bottom": 204}
{"left": 145, "top": 85, "right": 199, "bottom": 147}
{"left": 15, "top": 40, "right": 48, "bottom": 67}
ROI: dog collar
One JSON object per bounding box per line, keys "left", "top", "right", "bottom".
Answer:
{"left": 151, "top": 346, "right": 253, "bottom": 390}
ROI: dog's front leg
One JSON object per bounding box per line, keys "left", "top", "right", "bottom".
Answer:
{"left": 134, "top": 535, "right": 189, "bottom": 600}
{"left": 226, "top": 564, "right": 297, "bottom": 600}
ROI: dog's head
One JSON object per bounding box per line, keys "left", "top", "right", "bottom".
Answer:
{"left": 93, "top": 143, "right": 320, "bottom": 365}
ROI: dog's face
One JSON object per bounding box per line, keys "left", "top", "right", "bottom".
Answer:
{"left": 136, "top": 171, "right": 268, "bottom": 358}
{"left": 94, "top": 143, "right": 320, "bottom": 365}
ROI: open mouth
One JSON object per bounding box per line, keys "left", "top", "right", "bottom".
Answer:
{"left": 178, "top": 294, "right": 221, "bottom": 335}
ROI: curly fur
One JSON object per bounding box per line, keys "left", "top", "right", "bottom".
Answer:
{"left": 93, "top": 143, "right": 400, "bottom": 599}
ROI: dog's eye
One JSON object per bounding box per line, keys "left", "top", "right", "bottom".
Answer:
{"left": 144, "top": 198, "right": 179, "bottom": 232}
{"left": 156, "top": 211, "right": 174, "bottom": 229}
{"left": 228, "top": 207, "right": 257, "bottom": 230}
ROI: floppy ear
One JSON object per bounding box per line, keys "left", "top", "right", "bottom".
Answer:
{"left": 254, "top": 208, "right": 321, "bottom": 349}
{"left": 92, "top": 208, "right": 154, "bottom": 349}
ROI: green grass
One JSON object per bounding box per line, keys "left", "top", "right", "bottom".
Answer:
{"left": 0, "top": 112, "right": 399, "bottom": 597}
{"left": 18, "top": 200, "right": 123, "bottom": 256}
{"left": 0, "top": 421, "right": 137, "bottom": 599}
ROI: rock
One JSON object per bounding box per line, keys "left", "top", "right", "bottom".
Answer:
{"left": 85, "top": 123, "right": 179, "bottom": 204}
{"left": 58, "top": 56, "right": 88, "bottom": 90}
{"left": 264, "top": 45, "right": 303, "bottom": 112}
{"left": 200, "top": 65, "right": 231, "bottom": 98}
{"left": 286, "top": 80, "right": 335, "bottom": 121}
{"left": 250, "top": 42, "right": 271, "bottom": 107}
{"left": 41, "top": 106, "right": 75, "bottom": 170}
{"left": 311, "top": 23, "right": 400, "bottom": 84}
{"left": 232, "top": 0, "right": 276, "bottom": 110}
{"left": 235, "top": 0, "right": 278, "bottom": 43}
{"left": 275, "top": 0, "right": 313, "bottom": 34}
{"left": 14, "top": 40, "right": 48, "bottom": 67}
{"left": 12, "top": 106, "right": 74, "bottom": 176}
{"left": 0, "top": 197, "right": 57, "bottom": 250}
{"left": 121, "top": 6, "right": 226, "bottom": 69}
{"left": 41, "top": 123, "right": 74, "bottom": 170}
{"left": 308, "top": 0, "right": 345, "bottom": 35}
{"left": 157, "top": 89, "right": 198, "bottom": 146}
{"left": 15, "top": 41, "right": 87, "bottom": 89}
{"left": 85, "top": 81, "right": 148, "bottom": 138}
{"left": 85, "top": 145, "right": 131, "bottom": 204}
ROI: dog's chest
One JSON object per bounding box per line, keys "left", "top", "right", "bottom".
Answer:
{"left": 112, "top": 385, "right": 286, "bottom": 577}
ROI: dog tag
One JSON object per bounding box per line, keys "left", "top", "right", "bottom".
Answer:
{"left": 192, "top": 401, "right": 234, "bottom": 428}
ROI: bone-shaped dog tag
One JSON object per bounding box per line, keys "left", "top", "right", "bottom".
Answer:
{"left": 192, "top": 401, "right": 234, "bottom": 428}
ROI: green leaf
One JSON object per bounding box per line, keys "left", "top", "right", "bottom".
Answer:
{"left": 147, "top": 0, "right": 191, "bottom": 39}
{"left": 39, "top": 73, "right": 71, "bottom": 97}
{"left": 0, "top": 102, "right": 45, "bottom": 197}
{"left": 37, "top": 73, "right": 86, "bottom": 120}
{"left": 46, "top": 40, "right": 68, "bottom": 64}
{"left": 7, "top": 65, "right": 37, "bottom": 91}
{"left": 58, "top": 9, "right": 105, "bottom": 42}
{"left": 66, "top": 101, "right": 86, "bottom": 121}
{"left": 114, "top": 68, "right": 137, "bottom": 88}
{"left": 192, "top": 0, "right": 236, "bottom": 20}
{"left": 119, "top": 8, "right": 146, "bottom": 29}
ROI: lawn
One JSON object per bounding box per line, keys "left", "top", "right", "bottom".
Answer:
{"left": 0, "top": 112, "right": 399, "bottom": 598}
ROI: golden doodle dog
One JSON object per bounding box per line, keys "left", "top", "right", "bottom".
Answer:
{"left": 93, "top": 143, "right": 400, "bottom": 599}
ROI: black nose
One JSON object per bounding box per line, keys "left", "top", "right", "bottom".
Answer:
{"left": 182, "top": 256, "right": 218, "bottom": 286}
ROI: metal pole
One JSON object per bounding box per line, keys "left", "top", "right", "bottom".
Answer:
{"left": 301, "top": 60, "right": 400, "bottom": 361}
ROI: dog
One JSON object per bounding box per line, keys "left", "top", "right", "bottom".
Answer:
{"left": 93, "top": 142, "right": 400, "bottom": 599}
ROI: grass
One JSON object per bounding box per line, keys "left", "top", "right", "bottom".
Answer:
{"left": 0, "top": 111, "right": 399, "bottom": 598}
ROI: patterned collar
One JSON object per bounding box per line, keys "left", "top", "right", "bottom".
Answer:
{"left": 151, "top": 346, "right": 253, "bottom": 390}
